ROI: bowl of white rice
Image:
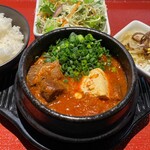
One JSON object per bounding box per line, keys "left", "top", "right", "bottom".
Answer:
{"left": 0, "top": 5, "right": 30, "bottom": 89}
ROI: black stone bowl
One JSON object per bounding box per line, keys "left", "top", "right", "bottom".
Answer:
{"left": 15, "top": 27, "right": 138, "bottom": 143}
{"left": 0, "top": 5, "right": 30, "bottom": 89}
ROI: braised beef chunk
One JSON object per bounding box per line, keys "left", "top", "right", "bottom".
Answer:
{"left": 27, "top": 60, "right": 67, "bottom": 103}
{"left": 27, "top": 63, "right": 43, "bottom": 86}
{"left": 27, "top": 59, "right": 64, "bottom": 86}
{"left": 111, "top": 84, "right": 123, "bottom": 101}
{"left": 40, "top": 78, "right": 65, "bottom": 102}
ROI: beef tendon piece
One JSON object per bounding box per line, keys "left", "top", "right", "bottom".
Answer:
{"left": 27, "top": 60, "right": 67, "bottom": 103}
{"left": 27, "top": 60, "right": 64, "bottom": 86}
{"left": 110, "top": 84, "right": 123, "bottom": 101}
{"left": 40, "top": 79, "right": 65, "bottom": 102}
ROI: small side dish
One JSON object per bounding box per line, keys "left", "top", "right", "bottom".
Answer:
{"left": 114, "top": 20, "right": 150, "bottom": 82}
{"left": 34, "top": 0, "right": 110, "bottom": 37}
{"left": 26, "top": 32, "right": 127, "bottom": 116}
{"left": 0, "top": 13, "right": 24, "bottom": 66}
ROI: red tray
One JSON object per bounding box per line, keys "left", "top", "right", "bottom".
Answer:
{"left": 0, "top": 0, "right": 150, "bottom": 150}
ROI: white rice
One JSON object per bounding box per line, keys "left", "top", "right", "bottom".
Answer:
{"left": 0, "top": 13, "right": 24, "bottom": 65}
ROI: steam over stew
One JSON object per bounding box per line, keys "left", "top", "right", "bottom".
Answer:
{"left": 27, "top": 33, "right": 127, "bottom": 116}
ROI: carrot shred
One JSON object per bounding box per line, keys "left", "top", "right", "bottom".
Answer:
{"left": 61, "top": 1, "right": 81, "bottom": 27}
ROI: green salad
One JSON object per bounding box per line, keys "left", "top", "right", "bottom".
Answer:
{"left": 36, "top": 0, "right": 107, "bottom": 33}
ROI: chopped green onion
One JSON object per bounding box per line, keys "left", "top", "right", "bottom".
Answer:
{"left": 43, "top": 32, "right": 112, "bottom": 80}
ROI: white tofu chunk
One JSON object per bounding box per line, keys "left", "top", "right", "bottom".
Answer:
{"left": 81, "top": 68, "right": 109, "bottom": 99}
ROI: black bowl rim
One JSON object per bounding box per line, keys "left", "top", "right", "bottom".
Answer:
{"left": 0, "top": 5, "right": 30, "bottom": 67}
{"left": 17, "top": 27, "right": 137, "bottom": 122}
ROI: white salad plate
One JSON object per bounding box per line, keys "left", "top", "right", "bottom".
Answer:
{"left": 114, "top": 20, "right": 150, "bottom": 83}
{"left": 33, "top": 0, "right": 110, "bottom": 38}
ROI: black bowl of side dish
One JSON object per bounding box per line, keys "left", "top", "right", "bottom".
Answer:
{"left": 15, "top": 27, "right": 138, "bottom": 143}
{"left": 0, "top": 5, "right": 30, "bottom": 89}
